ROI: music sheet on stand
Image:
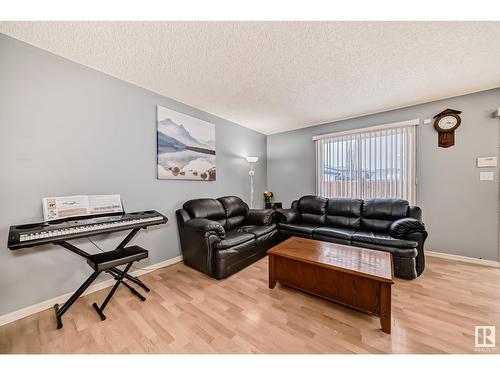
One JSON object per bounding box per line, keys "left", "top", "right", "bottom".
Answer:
{"left": 42, "top": 194, "right": 123, "bottom": 221}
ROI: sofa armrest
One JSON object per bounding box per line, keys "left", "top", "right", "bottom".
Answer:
{"left": 390, "top": 218, "right": 426, "bottom": 238}
{"left": 177, "top": 213, "right": 223, "bottom": 278}
{"left": 245, "top": 209, "right": 275, "bottom": 226}
{"left": 184, "top": 218, "right": 225, "bottom": 239}
{"left": 275, "top": 208, "right": 300, "bottom": 224}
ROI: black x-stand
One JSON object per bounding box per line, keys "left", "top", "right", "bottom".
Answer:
{"left": 53, "top": 228, "right": 149, "bottom": 329}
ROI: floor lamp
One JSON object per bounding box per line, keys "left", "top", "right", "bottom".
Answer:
{"left": 246, "top": 156, "right": 259, "bottom": 208}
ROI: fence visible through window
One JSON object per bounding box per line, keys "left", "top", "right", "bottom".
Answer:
{"left": 314, "top": 121, "right": 417, "bottom": 203}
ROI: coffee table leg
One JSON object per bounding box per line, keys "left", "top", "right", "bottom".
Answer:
{"left": 380, "top": 283, "right": 392, "bottom": 334}
{"left": 268, "top": 254, "right": 276, "bottom": 289}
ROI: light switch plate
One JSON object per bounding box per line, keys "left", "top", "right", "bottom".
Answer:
{"left": 480, "top": 171, "right": 494, "bottom": 181}
{"left": 477, "top": 156, "right": 498, "bottom": 168}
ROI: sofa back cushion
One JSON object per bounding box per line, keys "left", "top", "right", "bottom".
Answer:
{"left": 183, "top": 198, "right": 227, "bottom": 227}
{"left": 218, "top": 196, "right": 249, "bottom": 230}
{"left": 325, "top": 198, "right": 363, "bottom": 229}
{"left": 361, "top": 198, "right": 409, "bottom": 232}
{"left": 407, "top": 206, "right": 422, "bottom": 221}
{"left": 297, "top": 195, "right": 328, "bottom": 225}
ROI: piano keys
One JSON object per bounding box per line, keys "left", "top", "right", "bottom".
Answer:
{"left": 7, "top": 209, "right": 168, "bottom": 329}
{"left": 8, "top": 210, "right": 167, "bottom": 250}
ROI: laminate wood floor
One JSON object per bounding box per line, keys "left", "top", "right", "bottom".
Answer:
{"left": 1, "top": 256, "right": 499, "bottom": 354}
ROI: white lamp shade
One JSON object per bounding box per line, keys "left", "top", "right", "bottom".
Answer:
{"left": 246, "top": 156, "right": 259, "bottom": 163}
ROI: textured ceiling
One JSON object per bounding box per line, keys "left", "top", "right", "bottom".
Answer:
{"left": 1, "top": 21, "right": 500, "bottom": 134}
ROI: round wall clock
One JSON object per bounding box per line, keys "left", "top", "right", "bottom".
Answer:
{"left": 433, "top": 108, "right": 462, "bottom": 148}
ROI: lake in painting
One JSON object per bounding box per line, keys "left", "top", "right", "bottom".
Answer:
{"left": 157, "top": 105, "right": 216, "bottom": 180}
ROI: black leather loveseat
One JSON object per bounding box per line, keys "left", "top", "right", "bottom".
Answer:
{"left": 276, "top": 196, "right": 428, "bottom": 280}
{"left": 176, "top": 196, "right": 278, "bottom": 279}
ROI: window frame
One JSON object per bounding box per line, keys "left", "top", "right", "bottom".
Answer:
{"left": 313, "top": 119, "right": 418, "bottom": 204}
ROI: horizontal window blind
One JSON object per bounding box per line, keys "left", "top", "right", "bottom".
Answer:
{"left": 315, "top": 123, "right": 416, "bottom": 204}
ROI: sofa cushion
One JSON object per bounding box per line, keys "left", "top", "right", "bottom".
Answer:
{"left": 218, "top": 196, "right": 249, "bottom": 230}
{"left": 276, "top": 208, "right": 300, "bottom": 224}
{"left": 213, "top": 229, "right": 255, "bottom": 250}
{"left": 278, "top": 222, "right": 320, "bottom": 235}
{"left": 407, "top": 206, "right": 422, "bottom": 221}
{"left": 255, "top": 229, "right": 279, "bottom": 247}
{"left": 312, "top": 226, "right": 356, "bottom": 240}
{"left": 351, "top": 241, "right": 418, "bottom": 259}
{"left": 213, "top": 239, "right": 265, "bottom": 279}
{"left": 238, "top": 224, "right": 276, "bottom": 237}
{"left": 312, "top": 234, "right": 350, "bottom": 245}
{"left": 245, "top": 209, "right": 275, "bottom": 226}
{"left": 360, "top": 198, "right": 409, "bottom": 232}
{"left": 297, "top": 195, "right": 328, "bottom": 225}
{"left": 352, "top": 230, "right": 418, "bottom": 249}
{"left": 183, "top": 198, "right": 227, "bottom": 227}
{"left": 325, "top": 198, "right": 363, "bottom": 229}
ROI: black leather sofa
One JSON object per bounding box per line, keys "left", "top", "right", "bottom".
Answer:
{"left": 276, "top": 196, "right": 428, "bottom": 280}
{"left": 176, "top": 196, "right": 278, "bottom": 279}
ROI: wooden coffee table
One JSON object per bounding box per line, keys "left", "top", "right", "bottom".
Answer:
{"left": 267, "top": 236, "right": 394, "bottom": 333}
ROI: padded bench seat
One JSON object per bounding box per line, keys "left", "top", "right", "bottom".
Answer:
{"left": 87, "top": 245, "right": 148, "bottom": 272}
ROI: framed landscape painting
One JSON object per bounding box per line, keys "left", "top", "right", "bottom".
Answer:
{"left": 157, "top": 105, "right": 216, "bottom": 180}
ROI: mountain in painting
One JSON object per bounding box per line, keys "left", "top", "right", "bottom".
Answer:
{"left": 158, "top": 118, "right": 213, "bottom": 150}
{"left": 156, "top": 106, "right": 216, "bottom": 181}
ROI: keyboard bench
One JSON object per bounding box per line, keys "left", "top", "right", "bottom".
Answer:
{"left": 87, "top": 246, "right": 148, "bottom": 271}
{"left": 54, "top": 244, "right": 150, "bottom": 329}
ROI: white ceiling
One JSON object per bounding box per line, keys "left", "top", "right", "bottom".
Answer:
{"left": 1, "top": 21, "right": 500, "bottom": 135}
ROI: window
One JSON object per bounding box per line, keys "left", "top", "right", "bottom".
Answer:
{"left": 314, "top": 119, "right": 417, "bottom": 204}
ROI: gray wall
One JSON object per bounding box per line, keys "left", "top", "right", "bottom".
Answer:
{"left": 268, "top": 88, "right": 500, "bottom": 261}
{"left": 2, "top": 30, "right": 499, "bottom": 318}
{"left": 0, "top": 34, "right": 267, "bottom": 316}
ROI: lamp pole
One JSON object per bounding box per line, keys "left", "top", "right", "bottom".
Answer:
{"left": 249, "top": 164, "right": 255, "bottom": 209}
{"left": 246, "top": 156, "right": 258, "bottom": 208}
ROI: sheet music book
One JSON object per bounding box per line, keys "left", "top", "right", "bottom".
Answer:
{"left": 42, "top": 195, "right": 123, "bottom": 221}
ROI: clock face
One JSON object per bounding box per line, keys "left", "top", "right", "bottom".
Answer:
{"left": 437, "top": 115, "right": 458, "bottom": 130}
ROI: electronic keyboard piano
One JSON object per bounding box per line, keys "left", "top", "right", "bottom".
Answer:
{"left": 8, "top": 210, "right": 167, "bottom": 250}
{"left": 7, "top": 210, "right": 168, "bottom": 329}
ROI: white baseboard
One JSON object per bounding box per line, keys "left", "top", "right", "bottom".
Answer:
{"left": 427, "top": 251, "right": 500, "bottom": 267}
{"left": 0, "top": 255, "right": 183, "bottom": 327}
